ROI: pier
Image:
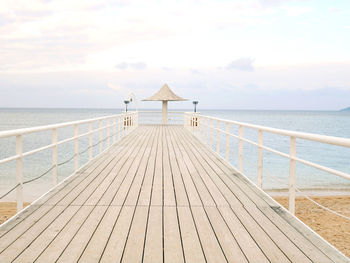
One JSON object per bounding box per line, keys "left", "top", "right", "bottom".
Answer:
{"left": 0, "top": 114, "right": 349, "bottom": 262}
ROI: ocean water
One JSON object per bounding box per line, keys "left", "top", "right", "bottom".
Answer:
{"left": 0, "top": 108, "right": 349, "bottom": 201}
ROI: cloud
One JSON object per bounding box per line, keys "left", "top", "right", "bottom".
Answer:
{"left": 115, "top": 62, "right": 147, "bottom": 70}
{"left": 226, "top": 58, "right": 255, "bottom": 71}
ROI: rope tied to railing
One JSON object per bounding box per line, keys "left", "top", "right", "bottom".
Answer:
{"left": 243, "top": 158, "right": 350, "bottom": 221}
{"left": 0, "top": 127, "right": 129, "bottom": 200}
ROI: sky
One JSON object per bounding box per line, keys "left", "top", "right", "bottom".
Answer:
{"left": 0, "top": 0, "right": 349, "bottom": 110}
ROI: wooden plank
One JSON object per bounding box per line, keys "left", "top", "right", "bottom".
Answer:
{"left": 111, "top": 127, "right": 155, "bottom": 206}
{"left": 178, "top": 127, "right": 304, "bottom": 262}
{"left": 99, "top": 206, "right": 134, "bottom": 262}
{"left": 219, "top": 206, "right": 269, "bottom": 263}
{"left": 182, "top": 127, "right": 335, "bottom": 263}
{"left": 35, "top": 206, "right": 94, "bottom": 262}
{"left": 124, "top": 126, "right": 158, "bottom": 206}
{"left": 143, "top": 206, "right": 163, "bottom": 263}
{"left": 165, "top": 126, "right": 189, "bottom": 207}
{"left": 0, "top": 205, "right": 67, "bottom": 262}
{"left": 77, "top": 206, "right": 122, "bottom": 263}
{"left": 61, "top": 126, "right": 152, "bottom": 206}
{"left": 12, "top": 205, "right": 80, "bottom": 263}
{"left": 138, "top": 126, "right": 160, "bottom": 206}
{"left": 191, "top": 206, "right": 227, "bottom": 262}
{"left": 151, "top": 126, "right": 163, "bottom": 206}
{"left": 56, "top": 206, "right": 108, "bottom": 262}
{"left": 164, "top": 206, "right": 185, "bottom": 263}
{"left": 98, "top": 127, "right": 153, "bottom": 205}
{"left": 163, "top": 127, "right": 176, "bottom": 206}
{"left": 170, "top": 128, "right": 215, "bottom": 207}
{"left": 177, "top": 206, "right": 206, "bottom": 263}
{"left": 85, "top": 127, "right": 154, "bottom": 206}
{"left": 121, "top": 206, "right": 149, "bottom": 262}
{"left": 167, "top": 128, "right": 202, "bottom": 207}
{"left": 205, "top": 206, "right": 248, "bottom": 263}
{"left": 0, "top": 205, "right": 52, "bottom": 249}
{"left": 175, "top": 128, "right": 229, "bottom": 207}
{"left": 0, "top": 130, "right": 141, "bottom": 240}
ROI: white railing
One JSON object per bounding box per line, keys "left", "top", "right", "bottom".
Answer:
{"left": 184, "top": 112, "right": 350, "bottom": 215}
{"left": 0, "top": 111, "right": 138, "bottom": 212}
{"left": 138, "top": 110, "right": 184, "bottom": 125}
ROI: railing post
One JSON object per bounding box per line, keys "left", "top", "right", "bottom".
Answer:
{"left": 238, "top": 126, "right": 243, "bottom": 173}
{"left": 16, "top": 135, "right": 23, "bottom": 212}
{"left": 118, "top": 116, "right": 121, "bottom": 140}
{"left": 225, "top": 123, "right": 230, "bottom": 161}
{"left": 289, "top": 137, "right": 296, "bottom": 214}
{"left": 74, "top": 124, "right": 79, "bottom": 172}
{"left": 107, "top": 119, "right": 111, "bottom": 147}
{"left": 99, "top": 120, "right": 103, "bottom": 153}
{"left": 89, "top": 122, "right": 93, "bottom": 161}
{"left": 210, "top": 119, "right": 213, "bottom": 150}
{"left": 52, "top": 128, "right": 58, "bottom": 186}
{"left": 205, "top": 118, "right": 208, "bottom": 145}
{"left": 258, "top": 130, "right": 263, "bottom": 188}
{"left": 113, "top": 117, "right": 116, "bottom": 143}
{"left": 216, "top": 120, "right": 221, "bottom": 153}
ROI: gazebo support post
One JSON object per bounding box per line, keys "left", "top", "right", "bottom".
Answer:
{"left": 162, "top": 100, "right": 168, "bottom": 125}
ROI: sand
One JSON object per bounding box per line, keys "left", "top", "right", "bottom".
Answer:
{"left": 0, "top": 202, "right": 30, "bottom": 225}
{"left": 273, "top": 195, "right": 350, "bottom": 258}
{"left": 0, "top": 196, "right": 349, "bottom": 257}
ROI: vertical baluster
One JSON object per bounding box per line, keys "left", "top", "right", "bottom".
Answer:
{"left": 209, "top": 119, "right": 213, "bottom": 150}
{"left": 16, "top": 135, "right": 23, "bottom": 212}
{"left": 52, "top": 128, "right": 58, "bottom": 186}
{"left": 238, "top": 126, "right": 243, "bottom": 173}
{"left": 113, "top": 117, "right": 116, "bottom": 143}
{"left": 107, "top": 119, "right": 111, "bottom": 147}
{"left": 89, "top": 122, "right": 93, "bottom": 161}
{"left": 289, "top": 137, "right": 296, "bottom": 214}
{"left": 74, "top": 124, "right": 79, "bottom": 172}
{"left": 99, "top": 120, "right": 103, "bottom": 153}
{"left": 205, "top": 118, "right": 208, "bottom": 145}
{"left": 258, "top": 130, "right": 263, "bottom": 188}
{"left": 216, "top": 120, "right": 221, "bottom": 153}
{"left": 118, "top": 116, "right": 121, "bottom": 140}
{"left": 225, "top": 123, "right": 230, "bottom": 161}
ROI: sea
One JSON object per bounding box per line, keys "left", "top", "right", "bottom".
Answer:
{"left": 0, "top": 108, "right": 349, "bottom": 201}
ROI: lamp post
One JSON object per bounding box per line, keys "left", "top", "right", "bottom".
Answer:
{"left": 193, "top": 101, "right": 198, "bottom": 113}
{"left": 124, "top": 100, "right": 130, "bottom": 112}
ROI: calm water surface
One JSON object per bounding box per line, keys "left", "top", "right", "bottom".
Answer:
{"left": 0, "top": 108, "right": 349, "bottom": 201}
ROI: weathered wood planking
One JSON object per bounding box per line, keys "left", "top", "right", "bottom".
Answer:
{"left": 0, "top": 125, "right": 348, "bottom": 263}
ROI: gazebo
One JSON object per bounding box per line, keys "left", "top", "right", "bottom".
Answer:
{"left": 142, "top": 84, "right": 187, "bottom": 124}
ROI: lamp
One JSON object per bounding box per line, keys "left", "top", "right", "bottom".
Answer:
{"left": 124, "top": 100, "right": 130, "bottom": 112}
{"left": 193, "top": 101, "right": 198, "bottom": 113}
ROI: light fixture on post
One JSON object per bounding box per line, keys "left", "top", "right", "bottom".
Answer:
{"left": 124, "top": 100, "right": 130, "bottom": 112}
{"left": 193, "top": 101, "right": 198, "bottom": 113}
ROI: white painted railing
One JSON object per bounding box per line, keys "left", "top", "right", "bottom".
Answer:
{"left": 0, "top": 111, "right": 138, "bottom": 212}
{"left": 184, "top": 112, "right": 350, "bottom": 215}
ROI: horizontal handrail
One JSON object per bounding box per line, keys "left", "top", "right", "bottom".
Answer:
{"left": 0, "top": 111, "right": 137, "bottom": 139}
{"left": 197, "top": 114, "right": 350, "bottom": 147}
{"left": 184, "top": 112, "right": 350, "bottom": 216}
{"left": 0, "top": 111, "right": 139, "bottom": 213}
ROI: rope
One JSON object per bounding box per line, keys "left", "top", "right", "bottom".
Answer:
{"left": 0, "top": 128, "right": 128, "bottom": 200}
{"left": 0, "top": 183, "right": 20, "bottom": 200}
{"left": 23, "top": 166, "right": 54, "bottom": 185}
{"left": 241, "top": 157, "right": 350, "bottom": 221}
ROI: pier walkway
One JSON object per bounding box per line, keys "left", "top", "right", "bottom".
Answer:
{"left": 0, "top": 125, "right": 347, "bottom": 262}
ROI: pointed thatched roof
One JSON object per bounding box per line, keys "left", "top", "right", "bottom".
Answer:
{"left": 142, "top": 84, "right": 187, "bottom": 101}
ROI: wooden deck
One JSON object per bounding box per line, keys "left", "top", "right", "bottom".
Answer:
{"left": 0, "top": 125, "right": 348, "bottom": 263}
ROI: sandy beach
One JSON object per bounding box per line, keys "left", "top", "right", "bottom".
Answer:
{"left": 0, "top": 196, "right": 349, "bottom": 258}
{"left": 273, "top": 195, "right": 350, "bottom": 258}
